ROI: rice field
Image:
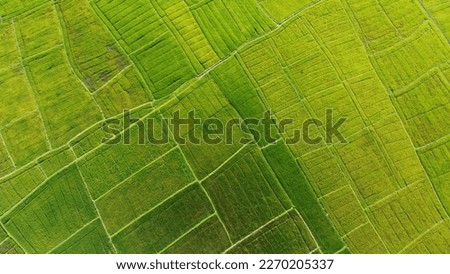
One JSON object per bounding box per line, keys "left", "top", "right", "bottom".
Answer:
{"left": 0, "top": 0, "right": 449, "bottom": 254}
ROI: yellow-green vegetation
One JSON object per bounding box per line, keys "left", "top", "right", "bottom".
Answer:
{"left": 57, "top": 0, "right": 129, "bottom": 92}
{"left": 202, "top": 146, "right": 292, "bottom": 242}
{"left": 0, "top": 165, "right": 45, "bottom": 215}
{"left": 96, "top": 148, "right": 195, "bottom": 235}
{"left": 49, "top": 219, "right": 114, "bottom": 254}
{"left": 113, "top": 183, "right": 216, "bottom": 253}
{"left": 161, "top": 215, "right": 231, "bottom": 254}
{"left": 1, "top": 165, "right": 98, "bottom": 253}
{"left": 226, "top": 210, "right": 318, "bottom": 254}
{"left": 93, "top": 66, "right": 153, "bottom": 118}
{"left": 0, "top": 0, "right": 449, "bottom": 254}
{"left": 2, "top": 112, "right": 49, "bottom": 166}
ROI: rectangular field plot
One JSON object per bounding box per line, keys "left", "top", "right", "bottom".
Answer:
{"left": 300, "top": 146, "right": 347, "bottom": 196}
{"left": 240, "top": 39, "right": 287, "bottom": 88}
{"left": 288, "top": 51, "right": 342, "bottom": 98}
{"left": 269, "top": 19, "right": 343, "bottom": 97}
{"left": 0, "top": 0, "right": 46, "bottom": 19}
{"left": 345, "top": 0, "right": 403, "bottom": 52}
{"left": 321, "top": 186, "right": 366, "bottom": 235}
{"left": 307, "top": 84, "right": 365, "bottom": 140}
{"left": 0, "top": 227, "right": 6, "bottom": 242}
{"left": 403, "top": 219, "right": 450, "bottom": 254}
{"left": 57, "top": 0, "right": 129, "bottom": 92}
{"left": 377, "top": 0, "right": 426, "bottom": 36}
{"left": 0, "top": 165, "right": 45, "bottom": 215}
{"left": 0, "top": 66, "right": 36, "bottom": 126}
{"left": 227, "top": 210, "right": 317, "bottom": 254}
{"left": 15, "top": 3, "right": 62, "bottom": 58}
{"left": 37, "top": 147, "right": 75, "bottom": 177}
{"left": 346, "top": 71, "right": 396, "bottom": 124}
{"left": 93, "top": 66, "right": 152, "bottom": 118}
{"left": 241, "top": 40, "right": 329, "bottom": 155}
{"left": 419, "top": 140, "right": 450, "bottom": 212}
{"left": 259, "top": 0, "right": 313, "bottom": 22}
{"left": 394, "top": 71, "right": 450, "bottom": 147}
{"left": 161, "top": 76, "right": 247, "bottom": 179}
{"left": 92, "top": 0, "right": 168, "bottom": 53}
{"left": 0, "top": 22, "right": 20, "bottom": 68}
{"left": 96, "top": 148, "right": 195, "bottom": 235}
{"left": 155, "top": 0, "right": 220, "bottom": 71}
{"left": 24, "top": 48, "right": 102, "bottom": 147}
{"left": 212, "top": 56, "right": 280, "bottom": 147}
{"left": 69, "top": 103, "right": 153, "bottom": 159}
{"left": 335, "top": 128, "right": 400, "bottom": 205}
{"left": 263, "top": 141, "right": 344, "bottom": 253}
{"left": 368, "top": 181, "right": 446, "bottom": 253}
{"left": 161, "top": 215, "right": 231, "bottom": 254}
{"left": 346, "top": 0, "right": 430, "bottom": 52}
{"left": 132, "top": 32, "right": 196, "bottom": 99}
{"left": 1, "top": 165, "right": 97, "bottom": 253}
{"left": 78, "top": 117, "right": 175, "bottom": 200}
{"left": 0, "top": 238, "right": 24, "bottom": 254}
{"left": 203, "top": 147, "right": 291, "bottom": 242}
{"left": 0, "top": 138, "right": 14, "bottom": 177}
{"left": 344, "top": 223, "right": 388, "bottom": 254}
{"left": 2, "top": 112, "right": 49, "bottom": 167}
{"left": 258, "top": 75, "right": 300, "bottom": 115}
{"left": 372, "top": 23, "right": 449, "bottom": 92}
{"left": 190, "top": 0, "right": 275, "bottom": 58}
{"left": 50, "top": 219, "right": 114, "bottom": 254}
{"left": 112, "top": 183, "right": 214, "bottom": 253}
{"left": 373, "top": 114, "right": 428, "bottom": 185}
{"left": 262, "top": 90, "right": 325, "bottom": 157}
{"left": 303, "top": 0, "right": 370, "bottom": 79}
{"left": 421, "top": 0, "right": 450, "bottom": 39}
{"left": 240, "top": 40, "right": 328, "bottom": 156}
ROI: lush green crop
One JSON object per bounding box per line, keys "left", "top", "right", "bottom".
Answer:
{"left": 0, "top": 0, "right": 449, "bottom": 254}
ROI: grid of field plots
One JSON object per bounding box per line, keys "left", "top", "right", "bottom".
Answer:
{"left": 0, "top": 0, "right": 449, "bottom": 254}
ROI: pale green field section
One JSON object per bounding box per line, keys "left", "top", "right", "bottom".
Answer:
{"left": 56, "top": 0, "right": 129, "bottom": 92}
{"left": 95, "top": 148, "right": 195, "bottom": 235}
{"left": 24, "top": 47, "right": 102, "bottom": 147}
{"left": 14, "top": 4, "right": 62, "bottom": 58}
{"left": 0, "top": 0, "right": 46, "bottom": 19}
{"left": 0, "top": 136, "right": 15, "bottom": 177}
{"left": 2, "top": 112, "right": 49, "bottom": 166}
{"left": 0, "top": 238, "right": 24, "bottom": 254}
{"left": 1, "top": 165, "right": 98, "bottom": 253}
{"left": 93, "top": 66, "right": 153, "bottom": 118}
{"left": 160, "top": 76, "right": 248, "bottom": 179}
{"left": 78, "top": 121, "right": 175, "bottom": 199}
{"left": 211, "top": 56, "right": 281, "bottom": 147}
{"left": 421, "top": 0, "right": 450, "bottom": 39}
{"left": 37, "top": 146, "right": 76, "bottom": 177}
{"left": 226, "top": 210, "right": 318, "bottom": 254}
{"left": 258, "top": 0, "right": 315, "bottom": 22}
{"left": 0, "top": 0, "right": 449, "bottom": 255}
{"left": 50, "top": 219, "right": 114, "bottom": 254}
{"left": 202, "top": 146, "right": 292, "bottom": 242}
{"left": 187, "top": 0, "right": 275, "bottom": 57}
{"left": 161, "top": 215, "right": 231, "bottom": 254}
{"left": 0, "top": 165, "right": 45, "bottom": 215}
{"left": 112, "top": 183, "right": 216, "bottom": 253}
{"left": 0, "top": 65, "right": 35, "bottom": 128}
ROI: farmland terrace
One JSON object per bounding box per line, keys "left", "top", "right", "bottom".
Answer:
{"left": 0, "top": 0, "right": 449, "bottom": 254}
